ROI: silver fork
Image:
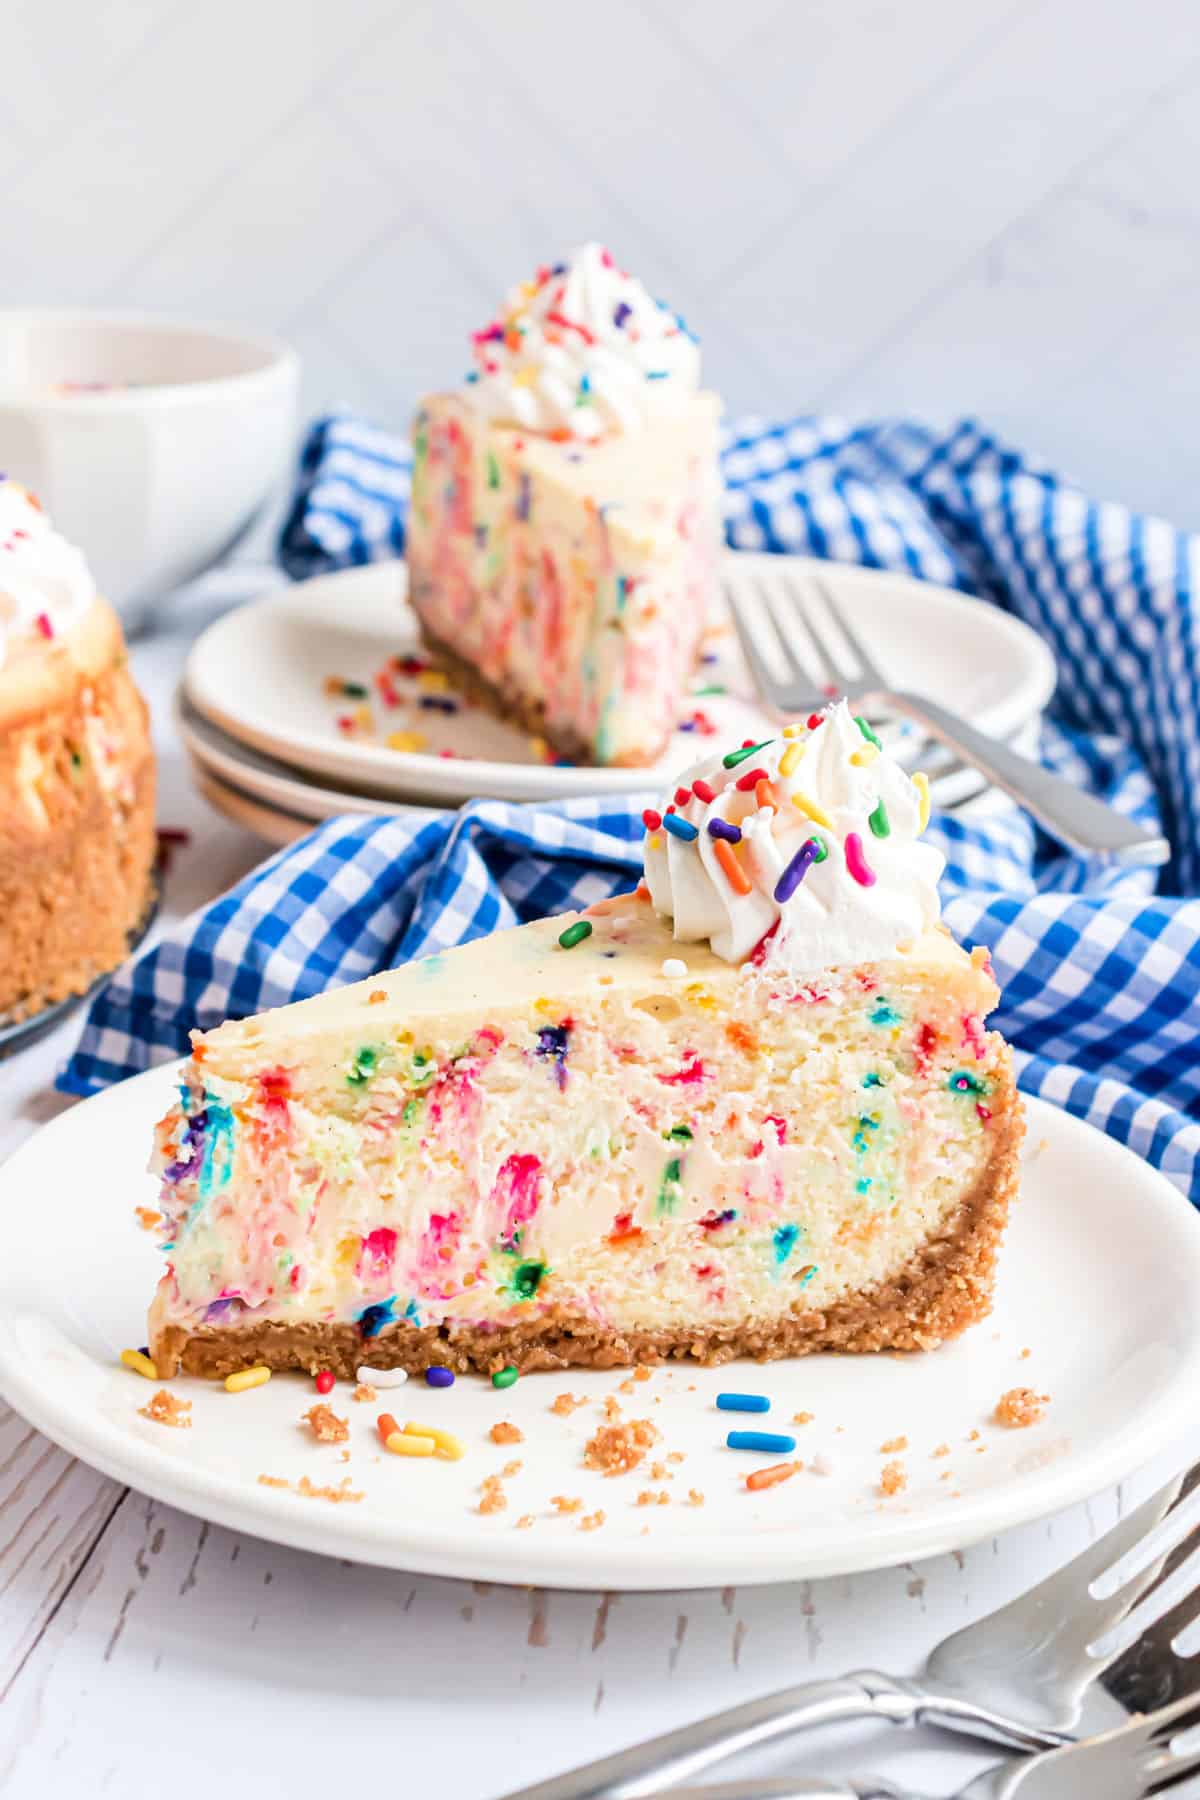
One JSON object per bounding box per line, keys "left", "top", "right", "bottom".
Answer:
{"left": 497, "top": 1463, "right": 1200, "bottom": 1800}
{"left": 724, "top": 567, "right": 1169, "bottom": 867}
{"left": 660, "top": 1688, "right": 1200, "bottom": 1797}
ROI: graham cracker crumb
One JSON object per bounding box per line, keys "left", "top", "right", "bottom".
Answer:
{"left": 296, "top": 1475, "right": 363, "bottom": 1504}
{"left": 584, "top": 1417, "right": 660, "bottom": 1476}
{"left": 879, "top": 1461, "right": 907, "bottom": 1497}
{"left": 302, "top": 1403, "right": 349, "bottom": 1445}
{"left": 368, "top": 989, "right": 387, "bottom": 1005}
{"left": 687, "top": 1488, "right": 705, "bottom": 1506}
{"left": 667, "top": 1451, "right": 685, "bottom": 1464}
{"left": 353, "top": 1382, "right": 377, "bottom": 1403}
{"left": 489, "top": 1420, "right": 524, "bottom": 1445}
{"left": 880, "top": 1435, "right": 908, "bottom": 1454}
{"left": 579, "top": 1510, "right": 606, "bottom": 1532}
{"left": 602, "top": 1395, "right": 623, "bottom": 1422}
{"left": 932, "top": 1443, "right": 950, "bottom": 1458}
{"left": 618, "top": 1378, "right": 636, "bottom": 1395}
{"left": 634, "top": 1365, "right": 652, "bottom": 1382}
{"left": 135, "top": 1207, "right": 161, "bottom": 1232}
{"left": 139, "top": 1389, "right": 191, "bottom": 1428}
{"left": 792, "top": 1410, "right": 814, "bottom": 1425}
{"left": 258, "top": 1473, "right": 289, "bottom": 1489}
{"left": 967, "top": 1429, "right": 982, "bottom": 1442}
{"left": 501, "top": 1459, "right": 523, "bottom": 1478}
{"left": 479, "top": 1475, "right": 507, "bottom": 1515}
{"left": 649, "top": 1460, "right": 671, "bottom": 1480}
{"left": 994, "top": 1386, "right": 1049, "bottom": 1428}
{"left": 516, "top": 1514, "right": 534, "bottom": 1530}
{"left": 550, "top": 1391, "right": 586, "bottom": 1416}
{"left": 636, "top": 1489, "right": 670, "bottom": 1506}
{"left": 1020, "top": 1347, "right": 1031, "bottom": 1360}
{"left": 551, "top": 1495, "right": 583, "bottom": 1514}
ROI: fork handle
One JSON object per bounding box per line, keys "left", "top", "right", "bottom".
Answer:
{"left": 887, "top": 690, "right": 1170, "bottom": 866}
{"left": 493, "top": 1674, "right": 918, "bottom": 1800}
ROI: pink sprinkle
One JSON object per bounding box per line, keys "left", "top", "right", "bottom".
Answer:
{"left": 657, "top": 1054, "right": 706, "bottom": 1088}
{"left": 976, "top": 1103, "right": 992, "bottom": 1122}
{"left": 35, "top": 611, "right": 53, "bottom": 639}
{"left": 961, "top": 1013, "right": 988, "bottom": 1061}
{"left": 844, "top": 832, "right": 876, "bottom": 887}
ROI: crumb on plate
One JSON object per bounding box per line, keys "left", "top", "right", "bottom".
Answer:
{"left": 479, "top": 1475, "right": 507, "bottom": 1515}
{"left": 139, "top": 1389, "right": 191, "bottom": 1429}
{"left": 880, "top": 1435, "right": 908, "bottom": 1454}
{"left": 489, "top": 1420, "right": 524, "bottom": 1445}
{"left": 879, "top": 1460, "right": 907, "bottom": 1497}
{"left": 584, "top": 1418, "right": 660, "bottom": 1476}
{"left": 994, "top": 1387, "right": 1050, "bottom": 1428}
{"left": 353, "top": 1382, "right": 377, "bottom": 1403}
{"left": 302, "top": 1403, "right": 349, "bottom": 1445}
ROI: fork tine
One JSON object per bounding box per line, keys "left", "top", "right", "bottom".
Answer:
{"left": 753, "top": 577, "right": 822, "bottom": 691}
{"left": 724, "top": 578, "right": 817, "bottom": 711}
{"left": 777, "top": 580, "right": 854, "bottom": 696}
{"left": 1148, "top": 1739, "right": 1200, "bottom": 1795}
{"left": 1098, "top": 1466, "right": 1200, "bottom": 1599}
{"left": 811, "top": 574, "right": 886, "bottom": 687}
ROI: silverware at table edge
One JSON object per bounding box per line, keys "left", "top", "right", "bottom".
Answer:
{"left": 724, "top": 568, "right": 1169, "bottom": 868}
{"left": 497, "top": 1460, "right": 1200, "bottom": 1799}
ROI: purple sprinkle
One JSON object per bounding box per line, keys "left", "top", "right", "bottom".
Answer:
{"left": 708, "top": 818, "right": 742, "bottom": 844}
{"left": 774, "top": 839, "right": 819, "bottom": 904}
{"left": 613, "top": 301, "right": 632, "bottom": 328}
{"left": 426, "top": 1365, "right": 455, "bottom": 1389}
{"left": 515, "top": 472, "right": 532, "bottom": 522}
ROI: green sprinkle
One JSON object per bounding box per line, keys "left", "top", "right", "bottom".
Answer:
{"left": 343, "top": 681, "right": 369, "bottom": 699}
{"left": 347, "top": 1046, "right": 378, "bottom": 1087}
{"left": 868, "top": 799, "right": 890, "bottom": 838}
{"left": 855, "top": 715, "right": 882, "bottom": 750}
{"left": 558, "top": 920, "right": 593, "bottom": 949}
{"left": 486, "top": 451, "right": 500, "bottom": 489}
{"left": 949, "top": 1069, "right": 987, "bottom": 1097}
{"left": 809, "top": 834, "right": 829, "bottom": 862}
{"left": 492, "top": 1364, "right": 519, "bottom": 1389}
{"left": 657, "top": 1156, "right": 684, "bottom": 1216}
{"left": 692, "top": 682, "right": 726, "bottom": 697}
{"left": 665, "top": 1124, "right": 693, "bottom": 1142}
{"left": 511, "top": 1260, "right": 546, "bottom": 1301}
{"left": 722, "top": 739, "right": 773, "bottom": 769}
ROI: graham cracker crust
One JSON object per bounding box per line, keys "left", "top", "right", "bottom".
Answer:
{"left": 413, "top": 614, "right": 672, "bottom": 770}
{"left": 152, "top": 1069, "right": 1024, "bottom": 1382}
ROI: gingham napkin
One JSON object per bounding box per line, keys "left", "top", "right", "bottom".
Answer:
{"left": 62, "top": 414, "right": 1200, "bottom": 1204}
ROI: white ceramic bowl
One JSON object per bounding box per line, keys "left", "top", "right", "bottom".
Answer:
{"left": 0, "top": 311, "right": 299, "bottom": 631}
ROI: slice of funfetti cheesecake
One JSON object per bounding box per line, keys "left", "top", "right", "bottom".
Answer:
{"left": 406, "top": 243, "right": 722, "bottom": 767}
{"left": 149, "top": 705, "right": 1022, "bottom": 1380}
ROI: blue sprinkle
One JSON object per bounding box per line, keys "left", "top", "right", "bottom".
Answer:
{"left": 717, "top": 1393, "right": 770, "bottom": 1413}
{"left": 772, "top": 1223, "right": 800, "bottom": 1264}
{"left": 646, "top": 369, "right": 669, "bottom": 380}
{"left": 661, "top": 813, "right": 699, "bottom": 843}
{"left": 862, "top": 1072, "right": 883, "bottom": 1088}
{"left": 727, "top": 1431, "right": 797, "bottom": 1454}
{"left": 856, "top": 1177, "right": 872, "bottom": 1194}
{"left": 465, "top": 370, "right": 479, "bottom": 383}
{"left": 359, "top": 1297, "right": 397, "bottom": 1338}
{"left": 426, "top": 1365, "right": 455, "bottom": 1388}
{"left": 870, "top": 999, "right": 901, "bottom": 1027}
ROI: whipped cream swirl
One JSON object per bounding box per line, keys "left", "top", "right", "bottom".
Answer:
{"left": 0, "top": 480, "right": 95, "bottom": 670}
{"left": 467, "top": 242, "right": 700, "bottom": 441}
{"left": 643, "top": 702, "right": 943, "bottom": 974}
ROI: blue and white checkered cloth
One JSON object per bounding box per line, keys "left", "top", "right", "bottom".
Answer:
{"left": 62, "top": 413, "right": 1200, "bottom": 1206}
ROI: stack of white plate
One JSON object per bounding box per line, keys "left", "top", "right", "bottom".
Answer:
{"left": 180, "top": 556, "right": 1057, "bottom": 846}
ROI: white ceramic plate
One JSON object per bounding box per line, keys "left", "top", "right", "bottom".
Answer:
{"left": 1, "top": 1074, "right": 1196, "bottom": 1590}
{"left": 179, "top": 686, "right": 1038, "bottom": 831}
{"left": 183, "top": 558, "right": 1056, "bottom": 806}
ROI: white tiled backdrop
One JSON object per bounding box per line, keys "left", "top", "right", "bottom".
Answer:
{"left": 3, "top": 0, "right": 1199, "bottom": 526}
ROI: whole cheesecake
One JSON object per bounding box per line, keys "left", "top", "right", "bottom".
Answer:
{"left": 406, "top": 244, "right": 723, "bottom": 768}
{"left": 0, "top": 481, "right": 156, "bottom": 1021}
{"left": 148, "top": 704, "right": 1021, "bottom": 1381}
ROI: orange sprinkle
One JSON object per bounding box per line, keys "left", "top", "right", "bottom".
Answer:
{"left": 746, "top": 1460, "right": 800, "bottom": 1492}
{"left": 376, "top": 1411, "right": 400, "bottom": 1448}
{"left": 713, "top": 837, "right": 752, "bottom": 896}
{"left": 725, "top": 1020, "right": 758, "bottom": 1055}
{"left": 634, "top": 882, "right": 651, "bottom": 901}
{"left": 755, "top": 778, "right": 782, "bottom": 811}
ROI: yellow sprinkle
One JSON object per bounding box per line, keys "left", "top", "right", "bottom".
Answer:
{"left": 417, "top": 669, "right": 450, "bottom": 692}
{"left": 850, "top": 744, "right": 880, "bottom": 766}
{"left": 647, "top": 833, "right": 662, "bottom": 850}
{"left": 792, "top": 791, "right": 833, "bottom": 830}
{"left": 353, "top": 703, "right": 374, "bottom": 732}
{"left": 512, "top": 366, "right": 537, "bottom": 388}
{"left": 913, "top": 771, "right": 931, "bottom": 832}
{"left": 385, "top": 730, "right": 428, "bottom": 753}
{"left": 781, "top": 722, "right": 806, "bottom": 739}
{"left": 386, "top": 1430, "right": 436, "bottom": 1457}
{"left": 404, "top": 1421, "right": 466, "bottom": 1461}
{"left": 779, "top": 739, "right": 805, "bottom": 777}
{"left": 120, "top": 1348, "right": 158, "bottom": 1381}
{"left": 224, "top": 1365, "right": 271, "bottom": 1393}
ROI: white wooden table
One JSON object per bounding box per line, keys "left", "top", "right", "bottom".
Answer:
{"left": 0, "top": 591, "right": 1193, "bottom": 1800}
